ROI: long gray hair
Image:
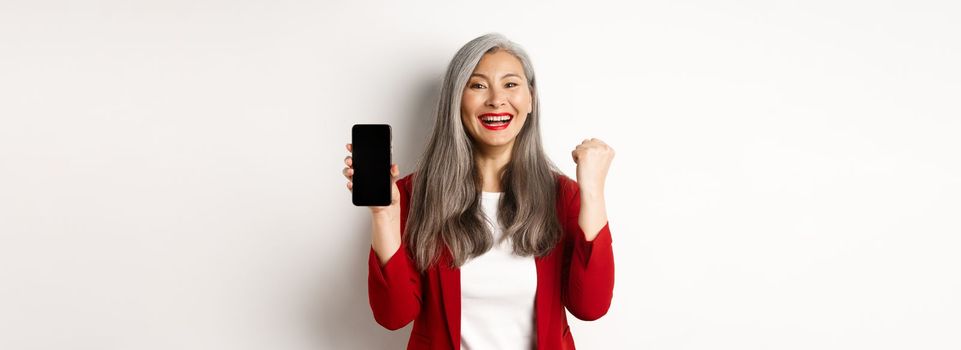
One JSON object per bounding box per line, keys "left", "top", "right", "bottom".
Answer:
{"left": 406, "top": 33, "right": 563, "bottom": 271}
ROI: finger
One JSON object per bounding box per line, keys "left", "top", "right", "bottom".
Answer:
{"left": 347, "top": 181, "right": 353, "bottom": 192}
{"left": 344, "top": 156, "right": 352, "bottom": 167}
{"left": 572, "top": 150, "right": 578, "bottom": 163}
{"left": 347, "top": 143, "right": 352, "bottom": 152}
{"left": 343, "top": 167, "right": 353, "bottom": 179}
{"left": 389, "top": 164, "right": 400, "bottom": 202}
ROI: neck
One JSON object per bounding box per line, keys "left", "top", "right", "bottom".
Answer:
{"left": 474, "top": 142, "right": 513, "bottom": 192}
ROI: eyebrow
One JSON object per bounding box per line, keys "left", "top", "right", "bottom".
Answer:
{"left": 470, "top": 73, "right": 523, "bottom": 80}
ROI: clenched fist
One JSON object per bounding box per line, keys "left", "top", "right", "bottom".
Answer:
{"left": 572, "top": 138, "right": 614, "bottom": 195}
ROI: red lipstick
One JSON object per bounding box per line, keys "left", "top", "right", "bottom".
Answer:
{"left": 477, "top": 112, "right": 513, "bottom": 131}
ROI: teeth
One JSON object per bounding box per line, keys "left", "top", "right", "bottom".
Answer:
{"left": 481, "top": 115, "right": 512, "bottom": 122}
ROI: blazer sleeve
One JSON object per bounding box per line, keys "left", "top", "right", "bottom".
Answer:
{"left": 560, "top": 176, "right": 615, "bottom": 321}
{"left": 367, "top": 175, "right": 422, "bottom": 330}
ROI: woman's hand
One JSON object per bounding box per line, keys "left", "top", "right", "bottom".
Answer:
{"left": 343, "top": 143, "right": 401, "bottom": 216}
{"left": 571, "top": 138, "right": 615, "bottom": 196}
{"left": 571, "top": 138, "right": 613, "bottom": 241}
{"left": 344, "top": 143, "right": 403, "bottom": 265}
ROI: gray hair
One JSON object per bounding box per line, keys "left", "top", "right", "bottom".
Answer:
{"left": 406, "top": 33, "right": 563, "bottom": 271}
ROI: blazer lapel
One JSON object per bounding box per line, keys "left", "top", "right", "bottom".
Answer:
{"left": 534, "top": 254, "right": 550, "bottom": 350}
{"left": 438, "top": 248, "right": 461, "bottom": 349}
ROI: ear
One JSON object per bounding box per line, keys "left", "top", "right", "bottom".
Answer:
{"left": 527, "top": 84, "right": 535, "bottom": 114}
{"left": 526, "top": 91, "right": 534, "bottom": 114}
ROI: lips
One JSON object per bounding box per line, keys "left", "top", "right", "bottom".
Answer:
{"left": 477, "top": 113, "right": 513, "bottom": 131}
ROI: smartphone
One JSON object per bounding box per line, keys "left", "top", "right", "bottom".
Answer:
{"left": 351, "top": 124, "right": 392, "bottom": 206}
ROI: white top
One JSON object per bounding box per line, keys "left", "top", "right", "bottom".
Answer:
{"left": 459, "top": 192, "right": 538, "bottom": 350}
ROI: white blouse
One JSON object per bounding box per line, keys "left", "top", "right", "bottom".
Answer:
{"left": 459, "top": 191, "right": 538, "bottom": 350}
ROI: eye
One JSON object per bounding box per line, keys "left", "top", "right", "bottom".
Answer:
{"left": 505, "top": 82, "right": 518, "bottom": 88}
{"left": 470, "top": 83, "right": 486, "bottom": 89}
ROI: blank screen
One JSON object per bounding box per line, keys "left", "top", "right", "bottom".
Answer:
{"left": 351, "top": 124, "right": 391, "bottom": 206}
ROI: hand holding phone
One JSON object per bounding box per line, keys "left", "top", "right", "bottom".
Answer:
{"left": 347, "top": 124, "right": 395, "bottom": 207}
{"left": 343, "top": 126, "right": 402, "bottom": 265}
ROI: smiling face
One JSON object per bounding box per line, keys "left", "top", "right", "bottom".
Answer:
{"left": 460, "top": 49, "right": 533, "bottom": 151}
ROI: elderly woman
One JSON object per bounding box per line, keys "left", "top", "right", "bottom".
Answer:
{"left": 343, "top": 33, "right": 615, "bottom": 350}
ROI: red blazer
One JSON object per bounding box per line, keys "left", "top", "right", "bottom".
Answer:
{"left": 368, "top": 173, "right": 615, "bottom": 350}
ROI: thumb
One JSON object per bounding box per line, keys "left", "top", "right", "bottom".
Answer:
{"left": 390, "top": 164, "right": 401, "bottom": 202}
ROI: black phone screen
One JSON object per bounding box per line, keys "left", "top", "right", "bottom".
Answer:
{"left": 351, "top": 124, "right": 392, "bottom": 206}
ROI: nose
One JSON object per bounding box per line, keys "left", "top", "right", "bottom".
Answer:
{"left": 485, "top": 87, "right": 507, "bottom": 108}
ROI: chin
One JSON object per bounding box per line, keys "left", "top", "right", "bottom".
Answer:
{"left": 479, "top": 136, "right": 516, "bottom": 147}
{"left": 466, "top": 124, "right": 520, "bottom": 148}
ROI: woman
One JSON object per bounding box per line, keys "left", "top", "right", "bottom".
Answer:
{"left": 343, "top": 33, "right": 615, "bottom": 350}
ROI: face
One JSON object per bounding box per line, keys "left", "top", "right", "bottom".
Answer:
{"left": 460, "top": 50, "right": 533, "bottom": 150}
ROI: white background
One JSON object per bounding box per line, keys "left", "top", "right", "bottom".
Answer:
{"left": 2, "top": 0, "right": 959, "bottom": 349}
